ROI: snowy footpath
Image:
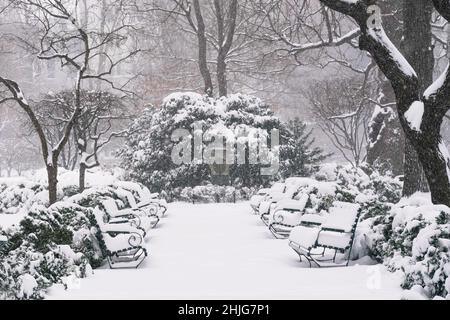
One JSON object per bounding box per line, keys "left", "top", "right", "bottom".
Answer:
{"left": 42, "top": 202, "right": 403, "bottom": 300}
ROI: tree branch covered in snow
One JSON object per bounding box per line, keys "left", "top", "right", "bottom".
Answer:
{"left": 318, "top": 0, "right": 450, "bottom": 206}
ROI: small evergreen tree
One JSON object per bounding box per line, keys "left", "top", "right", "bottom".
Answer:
{"left": 281, "top": 118, "right": 328, "bottom": 178}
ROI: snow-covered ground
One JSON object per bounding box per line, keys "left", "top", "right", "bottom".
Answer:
{"left": 0, "top": 211, "right": 26, "bottom": 230}
{"left": 39, "top": 202, "right": 404, "bottom": 300}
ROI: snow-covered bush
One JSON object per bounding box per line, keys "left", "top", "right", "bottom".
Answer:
{"left": 363, "top": 194, "right": 450, "bottom": 299}
{"left": 174, "top": 185, "right": 258, "bottom": 203}
{"left": 0, "top": 203, "right": 96, "bottom": 299}
{"left": 308, "top": 163, "right": 402, "bottom": 209}
{"left": 0, "top": 178, "right": 46, "bottom": 214}
{"left": 0, "top": 244, "right": 90, "bottom": 300}
{"left": 119, "top": 92, "right": 326, "bottom": 194}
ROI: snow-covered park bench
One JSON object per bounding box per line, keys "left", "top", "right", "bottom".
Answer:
{"left": 122, "top": 191, "right": 164, "bottom": 225}
{"left": 288, "top": 202, "right": 361, "bottom": 267}
{"left": 138, "top": 188, "right": 168, "bottom": 218}
{"left": 250, "top": 182, "right": 286, "bottom": 214}
{"left": 268, "top": 193, "right": 310, "bottom": 239}
{"left": 93, "top": 207, "right": 148, "bottom": 269}
{"left": 101, "top": 198, "right": 158, "bottom": 233}
{"left": 249, "top": 188, "right": 271, "bottom": 213}
{"left": 259, "top": 178, "right": 306, "bottom": 226}
{"left": 116, "top": 182, "right": 168, "bottom": 218}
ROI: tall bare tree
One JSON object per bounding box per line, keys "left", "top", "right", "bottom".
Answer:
{"left": 0, "top": 0, "right": 139, "bottom": 204}
{"left": 143, "top": 0, "right": 262, "bottom": 97}
{"left": 306, "top": 76, "right": 373, "bottom": 167}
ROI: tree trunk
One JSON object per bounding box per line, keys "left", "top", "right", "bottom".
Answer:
{"left": 217, "top": 54, "right": 227, "bottom": 97}
{"left": 78, "top": 137, "right": 87, "bottom": 192}
{"left": 193, "top": 0, "right": 214, "bottom": 96}
{"left": 401, "top": 0, "right": 434, "bottom": 196}
{"left": 47, "top": 165, "right": 58, "bottom": 205}
{"left": 79, "top": 162, "right": 86, "bottom": 192}
{"left": 400, "top": 106, "right": 450, "bottom": 205}
{"left": 403, "top": 139, "right": 428, "bottom": 195}
{"left": 213, "top": 0, "right": 237, "bottom": 97}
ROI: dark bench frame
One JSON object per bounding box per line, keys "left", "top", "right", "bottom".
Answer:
{"left": 289, "top": 209, "right": 362, "bottom": 268}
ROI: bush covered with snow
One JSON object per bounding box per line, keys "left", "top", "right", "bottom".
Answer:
{"left": 173, "top": 185, "right": 258, "bottom": 203}
{"left": 0, "top": 178, "right": 47, "bottom": 214}
{"left": 309, "top": 163, "right": 402, "bottom": 209}
{"left": 0, "top": 203, "right": 95, "bottom": 299}
{"left": 119, "top": 92, "right": 326, "bottom": 194}
{"left": 0, "top": 168, "right": 131, "bottom": 215}
{"left": 363, "top": 194, "right": 450, "bottom": 299}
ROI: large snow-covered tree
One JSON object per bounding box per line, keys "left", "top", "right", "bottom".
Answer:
{"left": 119, "top": 92, "right": 326, "bottom": 192}
{"left": 319, "top": 0, "right": 450, "bottom": 206}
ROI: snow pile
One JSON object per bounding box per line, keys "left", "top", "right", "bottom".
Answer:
{"left": 365, "top": 193, "right": 450, "bottom": 299}
{"left": 404, "top": 101, "right": 424, "bottom": 132}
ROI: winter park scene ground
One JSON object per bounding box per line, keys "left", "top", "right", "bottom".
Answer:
{"left": 2, "top": 0, "right": 450, "bottom": 302}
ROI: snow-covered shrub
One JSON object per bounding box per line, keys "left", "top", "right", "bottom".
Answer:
{"left": 364, "top": 194, "right": 450, "bottom": 299}
{"left": 119, "top": 93, "right": 326, "bottom": 194}
{"left": 175, "top": 185, "right": 258, "bottom": 203}
{"left": 67, "top": 186, "right": 122, "bottom": 208}
{"left": 0, "top": 203, "right": 97, "bottom": 299}
{"left": 0, "top": 179, "right": 46, "bottom": 214}
{"left": 304, "top": 163, "right": 402, "bottom": 212}
{"left": 0, "top": 244, "right": 90, "bottom": 300}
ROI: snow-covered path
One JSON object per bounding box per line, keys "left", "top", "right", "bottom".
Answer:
{"left": 47, "top": 202, "right": 404, "bottom": 300}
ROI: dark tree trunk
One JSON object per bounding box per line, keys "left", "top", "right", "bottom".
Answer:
{"left": 214, "top": 0, "right": 237, "bottom": 97}
{"left": 217, "top": 54, "right": 227, "bottom": 97}
{"left": 78, "top": 136, "right": 87, "bottom": 192}
{"left": 193, "top": 0, "right": 214, "bottom": 96}
{"left": 47, "top": 165, "right": 58, "bottom": 205}
{"left": 401, "top": 0, "right": 434, "bottom": 196}
{"left": 403, "top": 140, "right": 428, "bottom": 195}
{"left": 399, "top": 106, "right": 450, "bottom": 204}
{"left": 79, "top": 162, "right": 86, "bottom": 192}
